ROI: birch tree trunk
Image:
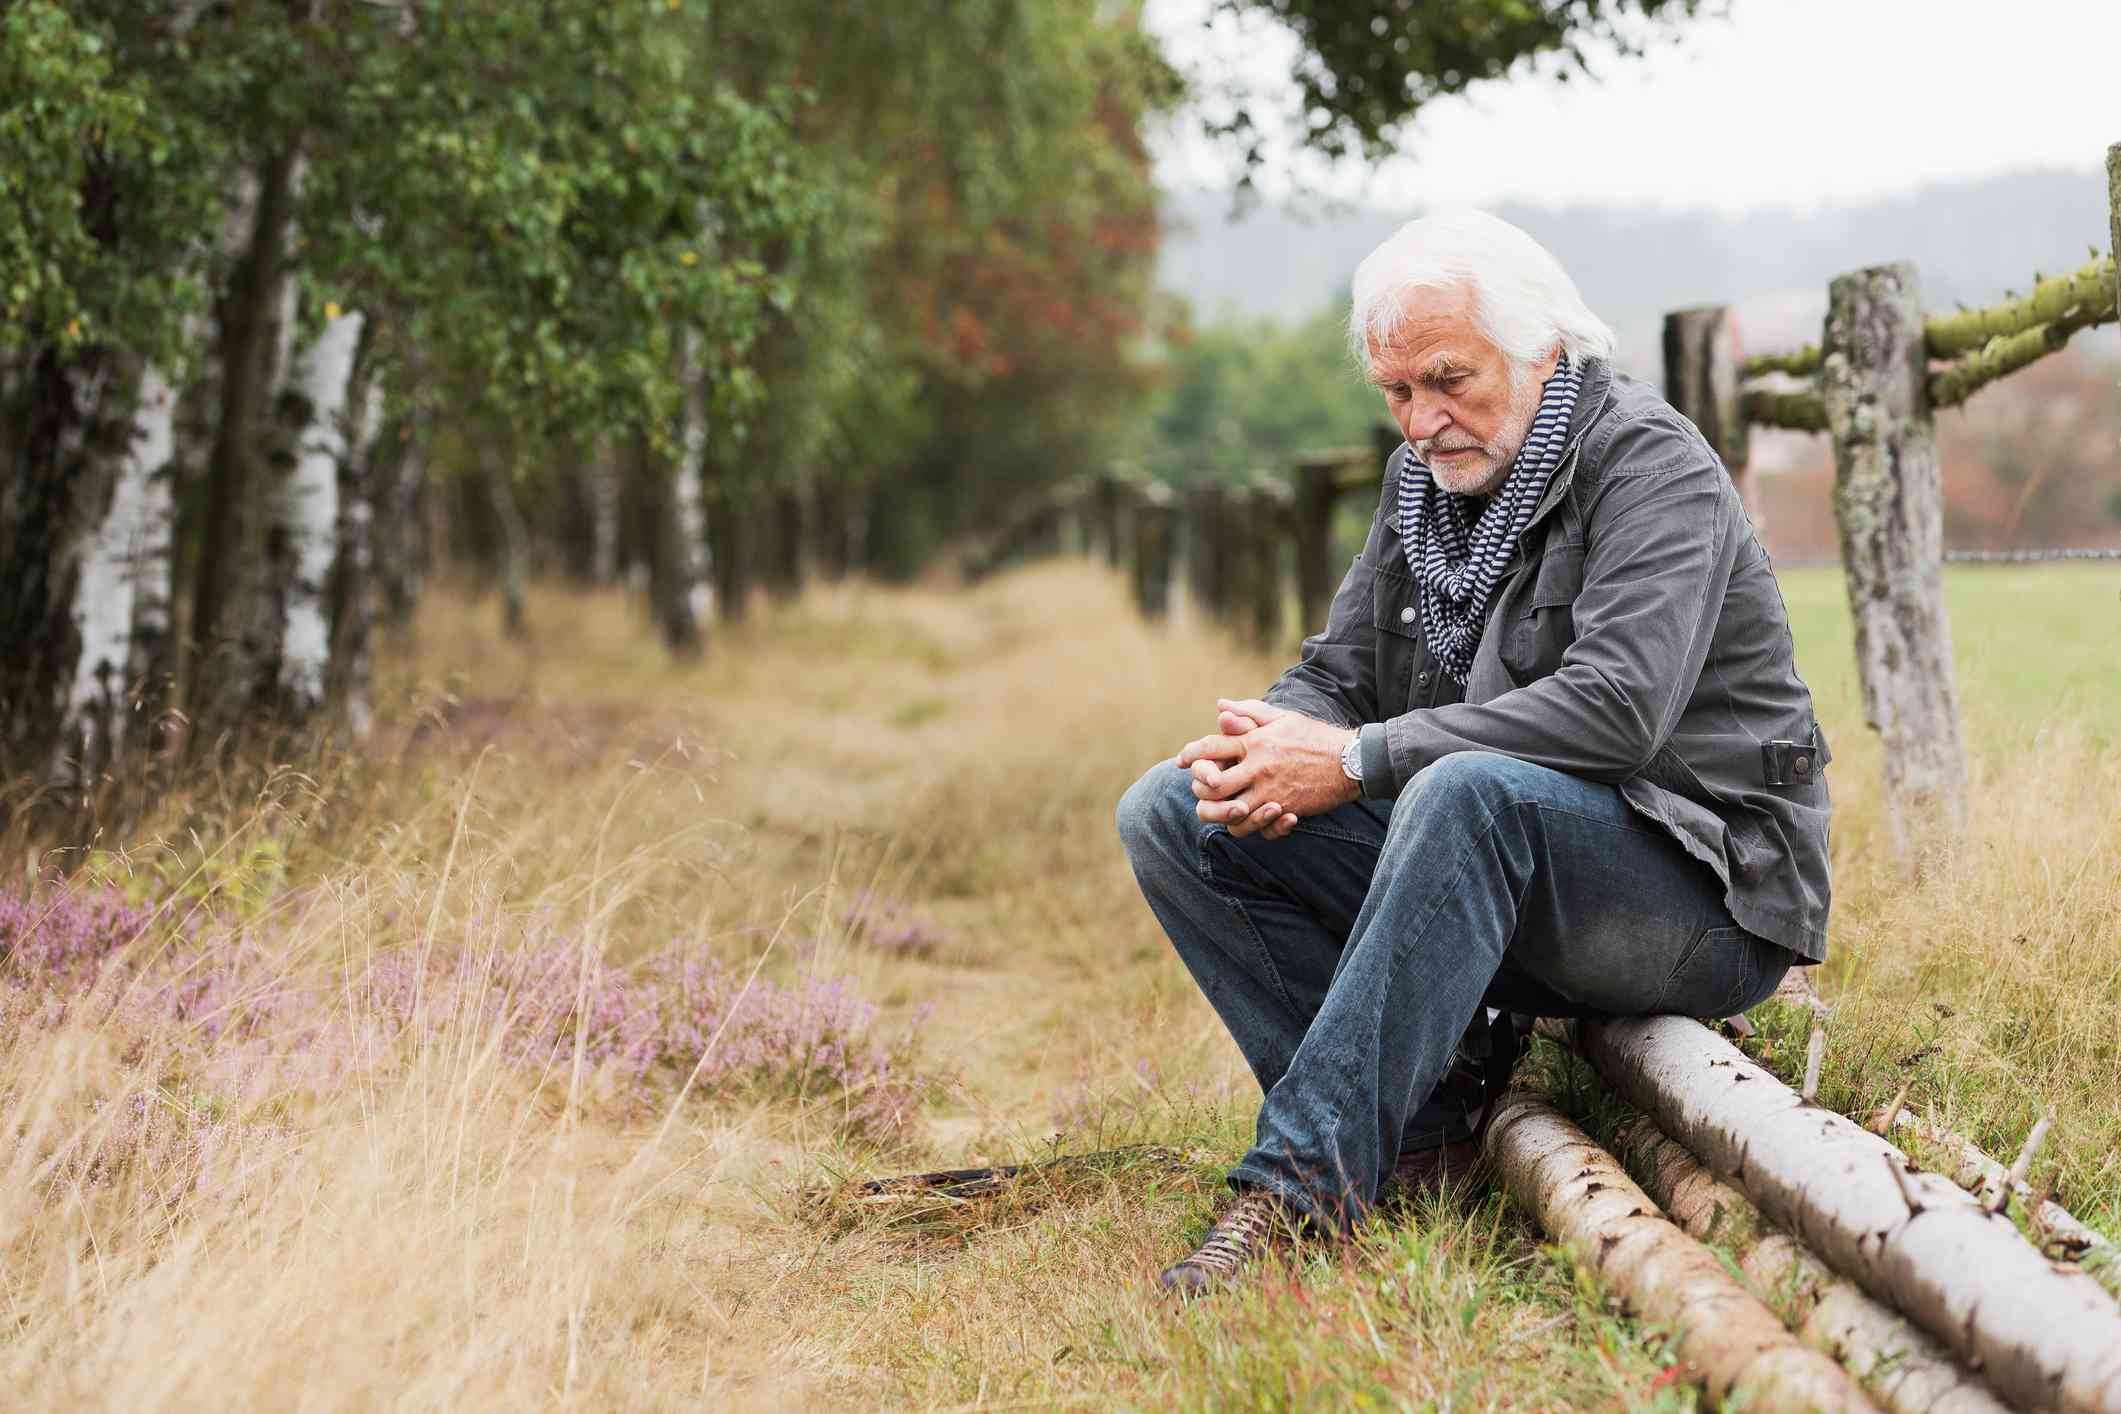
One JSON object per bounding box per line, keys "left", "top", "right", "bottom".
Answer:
{"left": 270, "top": 309, "right": 364, "bottom": 720}
{"left": 1576, "top": 1015, "right": 2121, "bottom": 1414}
{"left": 1615, "top": 1117, "right": 2012, "bottom": 1414}
{"left": 192, "top": 149, "right": 305, "bottom": 727}
{"left": 127, "top": 362, "right": 182, "bottom": 744}
{"left": 57, "top": 360, "right": 179, "bottom": 779}
{"left": 652, "top": 337, "right": 713, "bottom": 657}
{"left": 1821, "top": 262, "right": 1965, "bottom": 859}
{"left": 589, "top": 444, "right": 621, "bottom": 586}
{"left": 373, "top": 408, "right": 430, "bottom": 626}
{"left": 326, "top": 330, "right": 386, "bottom": 739}
{"left": 478, "top": 445, "right": 529, "bottom": 638}
{"left": 1486, "top": 1089, "right": 1877, "bottom": 1411}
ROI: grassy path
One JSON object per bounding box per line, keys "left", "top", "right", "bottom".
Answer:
{"left": 3, "top": 561, "right": 2115, "bottom": 1409}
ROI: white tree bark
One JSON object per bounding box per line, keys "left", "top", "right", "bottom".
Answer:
{"left": 1485, "top": 1089, "right": 1877, "bottom": 1411}
{"left": 330, "top": 362, "right": 385, "bottom": 738}
{"left": 1616, "top": 1118, "right": 2011, "bottom": 1414}
{"left": 127, "top": 364, "right": 180, "bottom": 720}
{"left": 58, "top": 363, "right": 179, "bottom": 776}
{"left": 274, "top": 310, "right": 365, "bottom": 717}
{"left": 1576, "top": 1015, "right": 2121, "bottom": 1414}
{"left": 654, "top": 334, "right": 713, "bottom": 654}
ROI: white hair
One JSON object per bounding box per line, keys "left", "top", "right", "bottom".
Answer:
{"left": 1347, "top": 209, "right": 1615, "bottom": 380}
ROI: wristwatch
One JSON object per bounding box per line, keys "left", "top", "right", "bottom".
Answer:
{"left": 1339, "top": 730, "right": 1364, "bottom": 784}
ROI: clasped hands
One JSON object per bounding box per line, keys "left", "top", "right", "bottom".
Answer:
{"left": 1176, "top": 698, "right": 1360, "bottom": 841}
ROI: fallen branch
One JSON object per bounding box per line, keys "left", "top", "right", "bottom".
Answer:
{"left": 1991, "top": 1113, "right": 2054, "bottom": 1217}
{"left": 1485, "top": 1088, "right": 1877, "bottom": 1411}
{"left": 1574, "top": 1015, "right": 2121, "bottom": 1414}
{"left": 1616, "top": 1118, "right": 2010, "bottom": 1414}
{"left": 1878, "top": 1109, "right": 2115, "bottom": 1272}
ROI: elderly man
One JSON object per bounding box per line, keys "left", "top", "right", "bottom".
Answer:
{"left": 1115, "top": 210, "right": 1831, "bottom": 1294}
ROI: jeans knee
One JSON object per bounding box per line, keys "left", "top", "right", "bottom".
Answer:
{"left": 1412, "top": 750, "right": 1522, "bottom": 806}
{"left": 1116, "top": 761, "right": 1196, "bottom": 866}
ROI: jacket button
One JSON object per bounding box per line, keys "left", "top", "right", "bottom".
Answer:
{"left": 1399, "top": 606, "right": 1416, "bottom": 624}
{"left": 1418, "top": 670, "right": 1432, "bottom": 686}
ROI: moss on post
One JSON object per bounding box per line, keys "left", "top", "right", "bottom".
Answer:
{"left": 1821, "top": 262, "right": 1966, "bottom": 859}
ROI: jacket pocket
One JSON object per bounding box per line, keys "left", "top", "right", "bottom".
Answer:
{"left": 1498, "top": 543, "right": 1583, "bottom": 681}
{"left": 1371, "top": 565, "right": 1420, "bottom": 718}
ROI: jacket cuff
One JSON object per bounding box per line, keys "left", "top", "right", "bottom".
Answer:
{"left": 1358, "top": 722, "right": 1394, "bottom": 799}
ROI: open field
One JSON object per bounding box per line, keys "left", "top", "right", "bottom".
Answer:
{"left": 2, "top": 559, "right": 2117, "bottom": 1410}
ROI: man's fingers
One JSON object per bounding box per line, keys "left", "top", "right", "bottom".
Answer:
{"left": 1217, "top": 697, "right": 1286, "bottom": 725}
{"left": 1218, "top": 710, "right": 1260, "bottom": 736}
{"left": 1193, "top": 756, "right": 1258, "bottom": 801}
{"left": 1197, "top": 797, "right": 1251, "bottom": 828}
{"left": 1267, "top": 811, "right": 1299, "bottom": 840}
{"left": 1226, "top": 800, "right": 1272, "bottom": 837}
{"left": 1177, "top": 733, "right": 1247, "bottom": 768}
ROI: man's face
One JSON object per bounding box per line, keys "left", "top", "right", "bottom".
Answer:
{"left": 1365, "top": 284, "right": 1559, "bottom": 497}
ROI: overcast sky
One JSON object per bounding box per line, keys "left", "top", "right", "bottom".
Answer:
{"left": 1143, "top": 0, "right": 2121, "bottom": 214}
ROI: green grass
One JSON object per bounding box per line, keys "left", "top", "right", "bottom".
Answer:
{"left": 1780, "top": 562, "right": 2121, "bottom": 743}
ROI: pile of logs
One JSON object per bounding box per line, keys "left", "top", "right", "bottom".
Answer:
{"left": 1486, "top": 1014, "right": 2121, "bottom": 1411}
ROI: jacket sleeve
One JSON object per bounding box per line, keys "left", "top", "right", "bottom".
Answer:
{"left": 1362, "top": 413, "right": 1740, "bottom": 797}
{"left": 1261, "top": 471, "right": 1394, "bottom": 729}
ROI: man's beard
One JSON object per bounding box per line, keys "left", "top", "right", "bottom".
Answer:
{"left": 1417, "top": 368, "right": 1545, "bottom": 496}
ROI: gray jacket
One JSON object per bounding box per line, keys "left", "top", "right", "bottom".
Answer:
{"left": 1264, "top": 359, "right": 1832, "bottom": 962}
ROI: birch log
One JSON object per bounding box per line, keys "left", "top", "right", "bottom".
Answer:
{"left": 1576, "top": 1015, "right": 2121, "bottom": 1413}
{"left": 1485, "top": 1090, "right": 1877, "bottom": 1412}
{"left": 1820, "top": 262, "right": 1966, "bottom": 858}
{"left": 274, "top": 309, "right": 364, "bottom": 718}
{"left": 1616, "top": 1119, "right": 2010, "bottom": 1414}
{"left": 1880, "top": 1110, "right": 2116, "bottom": 1286}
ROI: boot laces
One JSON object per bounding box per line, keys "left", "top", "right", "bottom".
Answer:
{"left": 1179, "top": 1192, "right": 1284, "bottom": 1277}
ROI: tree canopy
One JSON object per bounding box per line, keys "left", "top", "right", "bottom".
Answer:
{"left": 1215, "top": 0, "right": 1711, "bottom": 164}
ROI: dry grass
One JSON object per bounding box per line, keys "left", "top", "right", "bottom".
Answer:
{"left": 0, "top": 559, "right": 2114, "bottom": 1410}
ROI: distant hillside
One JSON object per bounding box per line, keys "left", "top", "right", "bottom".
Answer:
{"left": 1158, "top": 169, "right": 2119, "bottom": 373}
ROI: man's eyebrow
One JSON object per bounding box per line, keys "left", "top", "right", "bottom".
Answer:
{"left": 1413, "top": 356, "right": 1469, "bottom": 386}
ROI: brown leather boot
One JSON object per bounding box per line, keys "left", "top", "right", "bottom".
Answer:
{"left": 1380, "top": 1137, "right": 1487, "bottom": 1208}
{"left": 1155, "top": 1189, "right": 1300, "bottom": 1297}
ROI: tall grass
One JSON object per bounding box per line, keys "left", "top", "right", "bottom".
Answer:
{"left": 0, "top": 561, "right": 2112, "bottom": 1408}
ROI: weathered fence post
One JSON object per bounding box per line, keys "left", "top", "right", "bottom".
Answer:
{"left": 1293, "top": 455, "right": 1339, "bottom": 637}
{"left": 1247, "top": 479, "right": 1292, "bottom": 648}
{"left": 1091, "top": 471, "right": 1125, "bottom": 567}
{"left": 1662, "top": 306, "right": 1754, "bottom": 520}
{"left": 1184, "top": 482, "right": 1228, "bottom": 625}
{"left": 1819, "top": 262, "right": 1966, "bottom": 858}
{"left": 2108, "top": 143, "right": 2121, "bottom": 320}
{"left": 1130, "top": 482, "right": 1177, "bottom": 619}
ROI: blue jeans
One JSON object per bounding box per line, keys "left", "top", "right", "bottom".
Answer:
{"left": 1115, "top": 749, "right": 1791, "bottom": 1229}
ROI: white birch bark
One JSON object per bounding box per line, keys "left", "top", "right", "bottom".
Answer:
{"left": 1576, "top": 1015, "right": 2121, "bottom": 1414}
{"left": 274, "top": 309, "right": 364, "bottom": 716}
{"left": 63, "top": 368, "right": 173, "bottom": 772}
{"left": 333, "top": 365, "right": 385, "bottom": 738}
{"left": 675, "top": 334, "right": 714, "bottom": 629}
{"left": 1486, "top": 1089, "right": 1877, "bottom": 1411}
{"left": 1616, "top": 1117, "right": 2012, "bottom": 1414}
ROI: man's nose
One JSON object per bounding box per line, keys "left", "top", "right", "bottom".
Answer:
{"left": 1400, "top": 396, "right": 1450, "bottom": 443}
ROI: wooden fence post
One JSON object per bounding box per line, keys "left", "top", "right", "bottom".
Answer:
{"left": 1247, "top": 479, "right": 1292, "bottom": 648}
{"left": 1662, "top": 306, "right": 1754, "bottom": 520}
{"left": 1184, "top": 482, "right": 1227, "bottom": 624}
{"left": 1293, "top": 456, "right": 1339, "bottom": 638}
{"left": 2108, "top": 143, "right": 2121, "bottom": 320}
{"left": 1130, "top": 482, "right": 1176, "bottom": 619}
{"left": 1819, "top": 262, "right": 1966, "bottom": 858}
{"left": 1092, "top": 471, "right": 1125, "bottom": 567}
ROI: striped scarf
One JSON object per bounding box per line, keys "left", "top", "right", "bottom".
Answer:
{"left": 1399, "top": 353, "right": 1583, "bottom": 684}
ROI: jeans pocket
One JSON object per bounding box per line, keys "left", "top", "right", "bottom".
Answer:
{"left": 1654, "top": 923, "right": 1760, "bottom": 1017}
